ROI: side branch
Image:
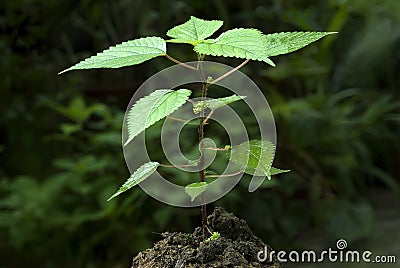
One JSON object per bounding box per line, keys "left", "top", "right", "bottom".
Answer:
{"left": 205, "top": 171, "right": 243, "bottom": 178}
{"left": 166, "top": 116, "right": 188, "bottom": 123}
{"left": 210, "top": 59, "right": 250, "bottom": 85}
{"left": 203, "top": 110, "right": 214, "bottom": 125}
{"left": 165, "top": 54, "right": 198, "bottom": 71}
{"left": 159, "top": 163, "right": 196, "bottom": 168}
{"left": 204, "top": 146, "right": 228, "bottom": 151}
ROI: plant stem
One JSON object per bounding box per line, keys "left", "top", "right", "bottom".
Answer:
{"left": 195, "top": 57, "right": 249, "bottom": 237}
{"left": 159, "top": 163, "right": 196, "bottom": 168}
{"left": 165, "top": 54, "right": 198, "bottom": 71}
{"left": 209, "top": 59, "right": 250, "bottom": 85}
{"left": 202, "top": 110, "right": 214, "bottom": 125}
{"left": 196, "top": 56, "right": 209, "bottom": 238}
{"left": 204, "top": 146, "right": 229, "bottom": 151}
{"left": 205, "top": 171, "right": 242, "bottom": 178}
{"left": 166, "top": 116, "right": 189, "bottom": 123}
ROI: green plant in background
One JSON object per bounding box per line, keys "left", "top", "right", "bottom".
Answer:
{"left": 60, "top": 16, "right": 335, "bottom": 238}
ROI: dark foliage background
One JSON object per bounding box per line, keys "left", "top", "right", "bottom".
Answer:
{"left": 1, "top": 0, "right": 399, "bottom": 267}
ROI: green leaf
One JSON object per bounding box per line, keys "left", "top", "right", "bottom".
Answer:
{"left": 185, "top": 182, "right": 208, "bottom": 201}
{"left": 193, "top": 95, "right": 246, "bottom": 114}
{"left": 194, "top": 28, "right": 275, "bottom": 66}
{"left": 166, "top": 16, "right": 223, "bottom": 45}
{"left": 263, "top": 31, "right": 337, "bottom": 57}
{"left": 269, "top": 167, "right": 290, "bottom": 176}
{"left": 228, "top": 140, "right": 275, "bottom": 177}
{"left": 59, "top": 37, "right": 166, "bottom": 74}
{"left": 107, "top": 162, "right": 159, "bottom": 201}
{"left": 124, "top": 89, "right": 191, "bottom": 146}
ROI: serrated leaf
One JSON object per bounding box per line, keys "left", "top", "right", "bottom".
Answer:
{"left": 107, "top": 162, "right": 159, "bottom": 201}
{"left": 269, "top": 167, "right": 290, "bottom": 176}
{"left": 263, "top": 31, "right": 337, "bottom": 57}
{"left": 124, "top": 89, "right": 191, "bottom": 146}
{"left": 193, "top": 95, "right": 246, "bottom": 114}
{"left": 166, "top": 16, "right": 223, "bottom": 45}
{"left": 228, "top": 140, "right": 275, "bottom": 176}
{"left": 194, "top": 28, "right": 275, "bottom": 66}
{"left": 59, "top": 37, "right": 166, "bottom": 74}
{"left": 185, "top": 182, "right": 208, "bottom": 201}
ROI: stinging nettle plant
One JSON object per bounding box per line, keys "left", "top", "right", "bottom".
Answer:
{"left": 60, "top": 16, "right": 336, "bottom": 237}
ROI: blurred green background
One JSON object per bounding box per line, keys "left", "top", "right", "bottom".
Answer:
{"left": 1, "top": 0, "right": 399, "bottom": 267}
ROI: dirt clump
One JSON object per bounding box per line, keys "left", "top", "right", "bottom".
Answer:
{"left": 132, "top": 207, "right": 281, "bottom": 268}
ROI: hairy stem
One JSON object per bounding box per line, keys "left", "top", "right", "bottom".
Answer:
{"left": 165, "top": 54, "right": 198, "bottom": 71}
{"left": 203, "top": 110, "right": 214, "bottom": 125}
{"left": 195, "top": 57, "right": 249, "bottom": 237}
{"left": 210, "top": 59, "right": 250, "bottom": 85}
{"left": 159, "top": 163, "right": 196, "bottom": 168}
{"left": 166, "top": 116, "right": 189, "bottom": 123}
{"left": 204, "top": 146, "right": 229, "bottom": 151}
{"left": 205, "top": 171, "right": 242, "bottom": 178}
{"left": 196, "top": 55, "right": 209, "bottom": 237}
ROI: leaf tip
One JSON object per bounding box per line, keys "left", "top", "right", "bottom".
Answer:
{"left": 58, "top": 68, "right": 70, "bottom": 75}
{"left": 123, "top": 137, "right": 133, "bottom": 147}
{"left": 265, "top": 58, "right": 276, "bottom": 67}
{"left": 107, "top": 193, "right": 118, "bottom": 202}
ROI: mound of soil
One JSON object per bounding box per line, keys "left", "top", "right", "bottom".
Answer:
{"left": 132, "top": 207, "right": 281, "bottom": 267}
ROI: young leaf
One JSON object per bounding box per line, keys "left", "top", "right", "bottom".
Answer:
{"left": 166, "top": 16, "right": 223, "bottom": 45}
{"left": 193, "top": 101, "right": 209, "bottom": 114}
{"left": 124, "top": 89, "right": 191, "bottom": 146}
{"left": 227, "top": 140, "right": 275, "bottom": 177}
{"left": 205, "top": 232, "right": 221, "bottom": 242}
{"left": 59, "top": 37, "right": 166, "bottom": 74}
{"left": 194, "top": 29, "right": 275, "bottom": 66}
{"left": 185, "top": 181, "right": 208, "bottom": 202}
{"left": 193, "top": 95, "right": 246, "bottom": 114}
{"left": 107, "top": 162, "right": 159, "bottom": 201}
{"left": 263, "top": 31, "right": 337, "bottom": 57}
